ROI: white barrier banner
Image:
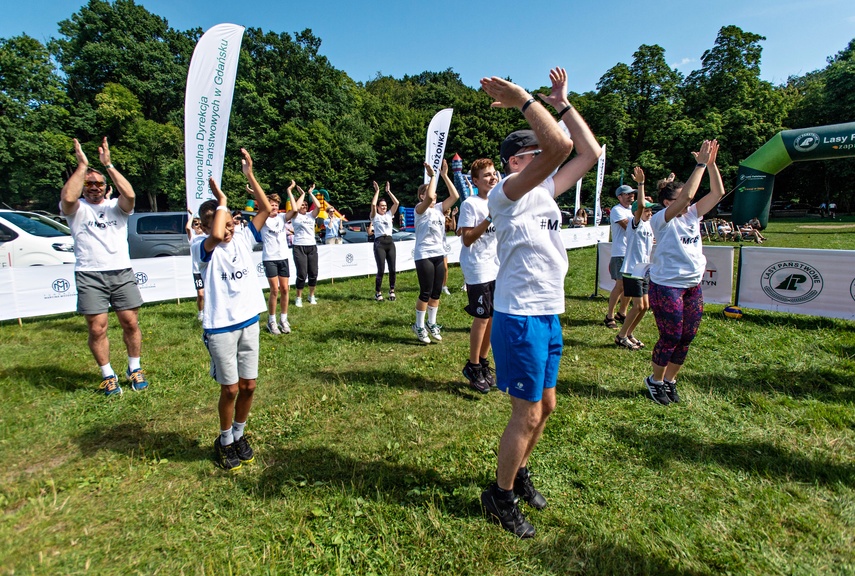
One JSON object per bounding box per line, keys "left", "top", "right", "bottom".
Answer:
{"left": 597, "top": 243, "right": 734, "bottom": 305}
{"left": 184, "top": 23, "right": 245, "bottom": 214}
{"left": 737, "top": 247, "right": 855, "bottom": 320}
{"left": 562, "top": 226, "right": 609, "bottom": 250}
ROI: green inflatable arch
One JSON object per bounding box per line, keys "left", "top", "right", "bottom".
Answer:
{"left": 732, "top": 121, "right": 855, "bottom": 226}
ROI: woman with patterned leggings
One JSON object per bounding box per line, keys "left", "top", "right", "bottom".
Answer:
{"left": 645, "top": 139, "right": 724, "bottom": 405}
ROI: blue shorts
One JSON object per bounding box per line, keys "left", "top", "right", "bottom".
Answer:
{"left": 491, "top": 311, "right": 562, "bottom": 402}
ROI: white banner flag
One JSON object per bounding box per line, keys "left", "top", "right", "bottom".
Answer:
{"left": 594, "top": 144, "right": 606, "bottom": 227}
{"left": 184, "top": 23, "right": 245, "bottom": 214}
{"left": 574, "top": 179, "right": 582, "bottom": 217}
{"left": 424, "top": 108, "right": 453, "bottom": 183}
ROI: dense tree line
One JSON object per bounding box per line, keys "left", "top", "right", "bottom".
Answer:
{"left": 1, "top": 0, "right": 852, "bottom": 216}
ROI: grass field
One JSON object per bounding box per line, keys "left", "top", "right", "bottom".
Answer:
{"left": 1, "top": 218, "right": 853, "bottom": 575}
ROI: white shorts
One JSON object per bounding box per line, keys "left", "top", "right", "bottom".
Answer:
{"left": 203, "top": 321, "right": 260, "bottom": 385}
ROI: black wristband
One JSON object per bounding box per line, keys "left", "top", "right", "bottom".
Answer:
{"left": 520, "top": 98, "right": 536, "bottom": 114}
{"left": 696, "top": 163, "right": 707, "bottom": 168}
{"left": 556, "top": 104, "right": 573, "bottom": 117}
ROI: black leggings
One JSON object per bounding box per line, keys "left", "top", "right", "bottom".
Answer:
{"left": 414, "top": 256, "right": 445, "bottom": 302}
{"left": 293, "top": 244, "right": 318, "bottom": 289}
{"left": 374, "top": 236, "right": 396, "bottom": 292}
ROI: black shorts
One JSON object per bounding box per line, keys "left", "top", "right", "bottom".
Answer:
{"left": 622, "top": 275, "right": 649, "bottom": 297}
{"left": 193, "top": 273, "right": 204, "bottom": 290}
{"left": 263, "top": 259, "right": 290, "bottom": 278}
{"left": 464, "top": 280, "right": 495, "bottom": 319}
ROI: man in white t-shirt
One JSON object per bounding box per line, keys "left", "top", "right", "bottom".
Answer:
{"left": 59, "top": 137, "right": 148, "bottom": 397}
{"left": 479, "top": 68, "right": 601, "bottom": 539}
{"left": 457, "top": 158, "right": 500, "bottom": 394}
{"left": 605, "top": 185, "right": 635, "bottom": 329}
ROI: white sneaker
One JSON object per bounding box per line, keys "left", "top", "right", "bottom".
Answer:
{"left": 441, "top": 286, "right": 451, "bottom": 295}
{"left": 280, "top": 320, "right": 291, "bottom": 334}
{"left": 197, "top": 311, "right": 204, "bottom": 321}
{"left": 426, "top": 322, "right": 443, "bottom": 341}
{"left": 295, "top": 297, "right": 303, "bottom": 308}
{"left": 267, "top": 318, "right": 282, "bottom": 335}
{"left": 308, "top": 296, "right": 317, "bottom": 305}
{"left": 412, "top": 323, "right": 430, "bottom": 344}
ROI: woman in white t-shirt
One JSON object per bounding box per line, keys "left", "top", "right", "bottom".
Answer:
{"left": 644, "top": 140, "right": 724, "bottom": 406}
{"left": 370, "top": 180, "right": 400, "bottom": 302}
{"left": 411, "top": 159, "right": 459, "bottom": 343}
{"left": 284, "top": 184, "right": 319, "bottom": 307}
{"left": 259, "top": 181, "right": 297, "bottom": 334}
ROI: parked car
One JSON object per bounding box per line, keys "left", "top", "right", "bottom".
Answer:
{"left": 127, "top": 212, "right": 190, "bottom": 259}
{"left": 0, "top": 209, "right": 75, "bottom": 266}
{"left": 340, "top": 220, "right": 416, "bottom": 243}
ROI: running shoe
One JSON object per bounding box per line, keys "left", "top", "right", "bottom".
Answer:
{"left": 514, "top": 468, "right": 548, "bottom": 510}
{"left": 375, "top": 292, "right": 384, "bottom": 302}
{"left": 280, "top": 320, "right": 291, "bottom": 334}
{"left": 664, "top": 379, "right": 681, "bottom": 403}
{"left": 308, "top": 295, "right": 317, "bottom": 305}
{"left": 295, "top": 297, "right": 303, "bottom": 308}
{"left": 233, "top": 436, "right": 255, "bottom": 464}
{"left": 426, "top": 322, "right": 442, "bottom": 341}
{"left": 267, "top": 318, "right": 282, "bottom": 335}
{"left": 645, "top": 376, "right": 671, "bottom": 406}
{"left": 481, "top": 483, "right": 535, "bottom": 539}
{"left": 441, "top": 286, "right": 451, "bottom": 296}
{"left": 126, "top": 368, "right": 149, "bottom": 391}
{"left": 99, "top": 374, "right": 122, "bottom": 397}
{"left": 388, "top": 290, "right": 396, "bottom": 302}
{"left": 463, "top": 361, "right": 489, "bottom": 394}
{"left": 214, "top": 437, "right": 241, "bottom": 471}
{"left": 411, "top": 324, "right": 430, "bottom": 344}
{"left": 480, "top": 357, "right": 495, "bottom": 387}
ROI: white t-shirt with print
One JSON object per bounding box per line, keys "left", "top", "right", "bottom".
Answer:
{"left": 193, "top": 224, "right": 265, "bottom": 331}
{"left": 414, "top": 204, "right": 446, "bottom": 261}
{"left": 372, "top": 212, "right": 393, "bottom": 237}
{"left": 609, "top": 203, "right": 633, "bottom": 257}
{"left": 62, "top": 197, "right": 133, "bottom": 271}
{"left": 292, "top": 213, "right": 316, "bottom": 246}
{"left": 649, "top": 204, "right": 706, "bottom": 288}
{"left": 261, "top": 213, "right": 290, "bottom": 261}
{"left": 620, "top": 218, "right": 654, "bottom": 278}
{"left": 456, "top": 195, "right": 498, "bottom": 285}
{"left": 488, "top": 176, "right": 568, "bottom": 315}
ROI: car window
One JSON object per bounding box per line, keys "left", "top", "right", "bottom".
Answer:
{"left": 347, "top": 223, "right": 365, "bottom": 232}
{"left": 0, "top": 222, "right": 19, "bottom": 242}
{"left": 136, "top": 215, "right": 184, "bottom": 235}
{"left": 0, "top": 212, "right": 70, "bottom": 238}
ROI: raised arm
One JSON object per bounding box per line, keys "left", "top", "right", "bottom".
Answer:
{"left": 60, "top": 138, "right": 88, "bottom": 216}
{"left": 387, "top": 182, "right": 399, "bottom": 216}
{"left": 185, "top": 209, "right": 194, "bottom": 240}
{"left": 242, "top": 148, "right": 271, "bottom": 231}
{"left": 99, "top": 137, "right": 135, "bottom": 214}
{"left": 204, "top": 178, "right": 229, "bottom": 251}
{"left": 439, "top": 158, "right": 460, "bottom": 213}
{"left": 631, "top": 166, "right": 646, "bottom": 224}
{"left": 695, "top": 142, "right": 725, "bottom": 217}
{"left": 370, "top": 181, "right": 380, "bottom": 219}
{"left": 663, "top": 140, "right": 716, "bottom": 222}
{"left": 284, "top": 180, "right": 298, "bottom": 220}
{"left": 415, "top": 163, "right": 437, "bottom": 215}
{"left": 307, "top": 184, "right": 320, "bottom": 218}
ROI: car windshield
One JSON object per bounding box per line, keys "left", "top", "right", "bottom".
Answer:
{"left": 0, "top": 212, "right": 71, "bottom": 238}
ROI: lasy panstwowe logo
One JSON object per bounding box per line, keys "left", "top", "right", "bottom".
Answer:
{"left": 761, "top": 261, "right": 822, "bottom": 304}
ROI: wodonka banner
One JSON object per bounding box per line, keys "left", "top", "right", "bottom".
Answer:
{"left": 184, "top": 23, "right": 245, "bottom": 214}
{"left": 424, "top": 108, "right": 453, "bottom": 184}
{"left": 594, "top": 144, "right": 606, "bottom": 227}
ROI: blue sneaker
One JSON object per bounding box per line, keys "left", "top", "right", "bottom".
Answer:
{"left": 99, "top": 375, "right": 122, "bottom": 396}
{"left": 127, "top": 368, "right": 149, "bottom": 391}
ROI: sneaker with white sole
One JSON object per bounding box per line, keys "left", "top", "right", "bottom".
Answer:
{"left": 126, "top": 368, "right": 149, "bottom": 391}
{"left": 295, "top": 297, "right": 303, "bottom": 308}
{"left": 375, "top": 292, "right": 384, "bottom": 302}
{"left": 426, "top": 322, "right": 442, "bottom": 341}
{"left": 280, "top": 320, "right": 291, "bottom": 334}
{"left": 664, "top": 379, "right": 681, "bottom": 403}
{"left": 412, "top": 323, "right": 430, "bottom": 344}
{"left": 308, "top": 295, "right": 317, "bottom": 305}
{"left": 645, "top": 376, "right": 671, "bottom": 406}
{"left": 388, "top": 290, "right": 396, "bottom": 302}
{"left": 267, "top": 318, "right": 282, "bottom": 335}
{"left": 441, "top": 286, "right": 451, "bottom": 295}
{"left": 99, "top": 374, "right": 123, "bottom": 397}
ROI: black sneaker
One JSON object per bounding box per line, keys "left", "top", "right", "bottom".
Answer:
{"left": 664, "top": 380, "right": 681, "bottom": 403}
{"left": 234, "top": 435, "right": 255, "bottom": 463}
{"left": 481, "top": 484, "right": 535, "bottom": 538}
{"left": 514, "top": 468, "right": 548, "bottom": 510}
{"left": 214, "top": 437, "right": 242, "bottom": 471}
{"left": 480, "top": 357, "right": 495, "bottom": 387}
{"left": 463, "top": 361, "right": 489, "bottom": 394}
{"left": 645, "top": 376, "right": 671, "bottom": 406}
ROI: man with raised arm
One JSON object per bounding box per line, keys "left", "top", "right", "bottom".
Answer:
{"left": 480, "top": 68, "right": 601, "bottom": 538}
{"left": 60, "top": 138, "right": 148, "bottom": 396}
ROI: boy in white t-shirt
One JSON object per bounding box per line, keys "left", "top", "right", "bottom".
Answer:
{"left": 457, "top": 158, "right": 500, "bottom": 394}
{"left": 479, "top": 68, "right": 601, "bottom": 539}
{"left": 193, "top": 148, "right": 272, "bottom": 471}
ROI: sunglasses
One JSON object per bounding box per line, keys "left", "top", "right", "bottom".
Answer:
{"left": 514, "top": 149, "right": 542, "bottom": 158}
{"left": 84, "top": 181, "right": 105, "bottom": 189}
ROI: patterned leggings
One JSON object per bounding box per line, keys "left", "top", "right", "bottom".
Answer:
{"left": 649, "top": 282, "right": 703, "bottom": 367}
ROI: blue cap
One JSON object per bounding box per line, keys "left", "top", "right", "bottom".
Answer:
{"left": 615, "top": 185, "right": 636, "bottom": 197}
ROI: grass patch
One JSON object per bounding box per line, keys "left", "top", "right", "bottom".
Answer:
{"left": 1, "top": 221, "right": 853, "bottom": 575}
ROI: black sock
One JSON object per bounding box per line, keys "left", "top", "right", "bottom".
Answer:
{"left": 492, "top": 483, "right": 514, "bottom": 501}
{"left": 516, "top": 466, "right": 528, "bottom": 478}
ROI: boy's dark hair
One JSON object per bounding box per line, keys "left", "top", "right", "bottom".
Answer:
{"left": 658, "top": 180, "right": 685, "bottom": 204}
{"left": 198, "top": 200, "right": 218, "bottom": 228}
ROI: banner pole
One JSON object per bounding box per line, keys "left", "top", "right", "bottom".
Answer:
{"left": 590, "top": 242, "right": 600, "bottom": 299}
{"left": 734, "top": 245, "right": 743, "bottom": 306}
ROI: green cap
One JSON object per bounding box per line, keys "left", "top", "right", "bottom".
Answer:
{"left": 632, "top": 200, "right": 655, "bottom": 211}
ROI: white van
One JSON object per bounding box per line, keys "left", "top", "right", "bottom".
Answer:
{"left": 0, "top": 210, "right": 75, "bottom": 267}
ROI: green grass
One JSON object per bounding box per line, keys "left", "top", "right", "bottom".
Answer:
{"left": 1, "top": 220, "right": 854, "bottom": 575}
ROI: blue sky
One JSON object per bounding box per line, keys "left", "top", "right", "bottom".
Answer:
{"left": 2, "top": 0, "right": 854, "bottom": 93}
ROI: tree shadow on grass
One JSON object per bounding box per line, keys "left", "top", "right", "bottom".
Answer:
{"left": 558, "top": 378, "right": 644, "bottom": 401}
{"left": 611, "top": 424, "right": 855, "bottom": 487}
{"left": 310, "top": 366, "right": 483, "bottom": 401}
{"left": 693, "top": 366, "right": 855, "bottom": 404}
{"left": 74, "top": 422, "right": 209, "bottom": 463}
{"left": 0, "top": 365, "right": 91, "bottom": 392}
{"left": 721, "top": 311, "right": 855, "bottom": 332}
{"left": 235, "top": 445, "right": 486, "bottom": 519}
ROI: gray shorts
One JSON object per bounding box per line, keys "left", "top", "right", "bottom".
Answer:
{"left": 609, "top": 257, "right": 625, "bottom": 281}
{"left": 75, "top": 269, "right": 144, "bottom": 315}
{"left": 263, "top": 259, "right": 290, "bottom": 278}
{"left": 203, "top": 321, "right": 260, "bottom": 385}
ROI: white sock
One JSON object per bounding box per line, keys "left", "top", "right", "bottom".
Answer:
{"left": 649, "top": 375, "right": 664, "bottom": 384}
{"left": 427, "top": 306, "right": 438, "bottom": 324}
{"left": 415, "top": 309, "right": 426, "bottom": 328}
{"left": 100, "top": 363, "right": 114, "bottom": 378}
{"left": 232, "top": 421, "right": 246, "bottom": 441}
{"left": 220, "top": 428, "right": 234, "bottom": 446}
{"left": 269, "top": 314, "right": 276, "bottom": 323}
{"left": 280, "top": 314, "right": 288, "bottom": 323}
{"left": 128, "top": 357, "right": 140, "bottom": 372}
